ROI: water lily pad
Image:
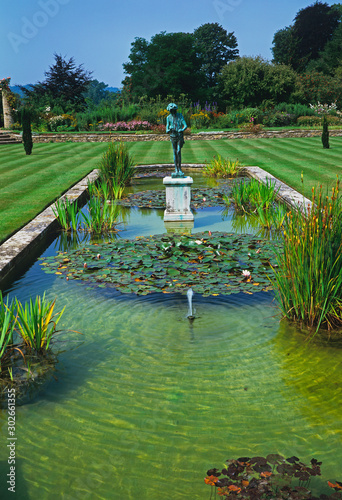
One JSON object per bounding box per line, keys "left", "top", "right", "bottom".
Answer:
{"left": 117, "top": 186, "right": 232, "bottom": 210}
{"left": 39, "top": 232, "right": 281, "bottom": 296}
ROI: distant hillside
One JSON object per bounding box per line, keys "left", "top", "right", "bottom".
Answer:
{"left": 10, "top": 84, "right": 120, "bottom": 96}
{"left": 107, "top": 87, "right": 120, "bottom": 93}
{"left": 10, "top": 84, "right": 33, "bottom": 96}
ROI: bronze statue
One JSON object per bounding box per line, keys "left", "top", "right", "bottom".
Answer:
{"left": 166, "top": 103, "right": 187, "bottom": 177}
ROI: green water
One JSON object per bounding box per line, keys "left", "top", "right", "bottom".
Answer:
{"left": 0, "top": 175, "right": 341, "bottom": 499}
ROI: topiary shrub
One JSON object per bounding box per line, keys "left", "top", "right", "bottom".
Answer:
{"left": 322, "top": 114, "right": 330, "bottom": 149}
{"left": 21, "top": 108, "right": 33, "bottom": 155}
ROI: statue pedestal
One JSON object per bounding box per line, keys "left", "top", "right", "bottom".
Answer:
{"left": 164, "top": 220, "right": 194, "bottom": 234}
{"left": 163, "top": 176, "right": 194, "bottom": 222}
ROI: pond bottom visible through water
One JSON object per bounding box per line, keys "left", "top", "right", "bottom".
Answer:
{"left": 0, "top": 175, "right": 341, "bottom": 500}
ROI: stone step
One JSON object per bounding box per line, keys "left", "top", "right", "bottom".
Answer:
{"left": 0, "top": 133, "right": 22, "bottom": 144}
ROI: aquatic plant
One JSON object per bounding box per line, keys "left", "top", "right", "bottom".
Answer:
{"left": 98, "top": 141, "right": 136, "bottom": 199}
{"left": 228, "top": 177, "right": 279, "bottom": 212}
{"left": 52, "top": 196, "right": 79, "bottom": 231}
{"left": 271, "top": 180, "right": 342, "bottom": 334}
{"left": 0, "top": 293, "right": 16, "bottom": 375}
{"left": 250, "top": 202, "right": 288, "bottom": 231}
{"left": 204, "top": 454, "right": 341, "bottom": 499}
{"left": 15, "top": 294, "right": 65, "bottom": 353}
{"left": 81, "top": 181, "right": 120, "bottom": 233}
{"left": 39, "top": 231, "right": 278, "bottom": 296}
{"left": 203, "top": 156, "right": 243, "bottom": 178}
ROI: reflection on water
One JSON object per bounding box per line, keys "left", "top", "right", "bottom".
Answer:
{"left": 0, "top": 174, "right": 341, "bottom": 499}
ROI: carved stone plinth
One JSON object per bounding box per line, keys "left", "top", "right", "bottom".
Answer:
{"left": 163, "top": 176, "right": 194, "bottom": 222}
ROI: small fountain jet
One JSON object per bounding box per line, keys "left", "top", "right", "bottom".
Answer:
{"left": 186, "top": 288, "right": 195, "bottom": 323}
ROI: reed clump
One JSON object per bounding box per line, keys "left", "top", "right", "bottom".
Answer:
{"left": 271, "top": 180, "right": 342, "bottom": 334}
{"left": 229, "top": 177, "right": 280, "bottom": 212}
{"left": 226, "top": 177, "right": 286, "bottom": 232}
{"left": 203, "top": 156, "right": 243, "bottom": 178}
{"left": 98, "top": 142, "right": 136, "bottom": 199}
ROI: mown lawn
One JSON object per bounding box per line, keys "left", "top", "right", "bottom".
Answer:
{"left": 1, "top": 136, "right": 341, "bottom": 244}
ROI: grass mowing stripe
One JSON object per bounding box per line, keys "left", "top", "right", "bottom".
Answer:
{"left": 129, "top": 141, "right": 156, "bottom": 164}
{"left": 245, "top": 139, "right": 342, "bottom": 194}
{"left": 182, "top": 140, "right": 221, "bottom": 163}
{"left": 269, "top": 137, "right": 342, "bottom": 164}
{"left": 2, "top": 137, "right": 342, "bottom": 244}
{"left": 0, "top": 145, "right": 106, "bottom": 243}
{"left": 128, "top": 141, "right": 173, "bottom": 164}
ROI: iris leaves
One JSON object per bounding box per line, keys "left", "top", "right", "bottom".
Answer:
{"left": 39, "top": 232, "right": 279, "bottom": 296}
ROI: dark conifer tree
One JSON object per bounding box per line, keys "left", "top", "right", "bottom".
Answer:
{"left": 322, "top": 114, "right": 330, "bottom": 149}
{"left": 21, "top": 108, "right": 33, "bottom": 155}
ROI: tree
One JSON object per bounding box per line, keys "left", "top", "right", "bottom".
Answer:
{"left": 23, "top": 54, "right": 92, "bottom": 112}
{"left": 271, "top": 1, "right": 340, "bottom": 72}
{"left": 322, "top": 114, "right": 330, "bottom": 148}
{"left": 83, "top": 79, "right": 117, "bottom": 108}
{"left": 193, "top": 23, "right": 238, "bottom": 88}
{"left": 219, "top": 57, "right": 297, "bottom": 108}
{"left": 293, "top": 1, "right": 340, "bottom": 71}
{"left": 123, "top": 32, "right": 204, "bottom": 100}
{"left": 21, "top": 108, "right": 33, "bottom": 155}
{"left": 272, "top": 26, "right": 298, "bottom": 66}
{"left": 295, "top": 71, "right": 342, "bottom": 106}
{"left": 306, "top": 15, "right": 342, "bottom": 74}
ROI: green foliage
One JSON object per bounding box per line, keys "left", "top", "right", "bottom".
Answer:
{"left": 272, "top": 2, "right": 341, "bottom": 73}
{"left": 322, "top": 114, "right": 330, "bottom": 148}
{"left": 229, "top": 177, "right": 280, "bottom": 212}
{"left": 81, "top": 181, "right": 120, "bottom": 233}
{"left": 83, "top": 79, "right": 118, "bottom": 109}
{"left": 296, "top": 71, "right": 342, "bottom": 106}
{"left": 275, "top": 102, "right": 314, "bottom": 116}
{"left": 15, "top": 294, "right": 65, "bottom": 353}
{"left": 75, "top": 103, "right": 138, "bottom": 131}
{"left": 22, "top": 53, "right": 92, "bottom": 112}
{"left": 227, "top": 177, "right": 285, "bottom": 233}
{"left": 203, "top": 156, "right": 243, "bottom": 178}
{"left": 272, "top": 26, "right": 298, "bottom": 66}
{"left": 117, "top": 186, "right": 231, "bottom": 209}
{"left": 308, "top": 20, "right": 342, "bottom": 75}
{"left": 271, "top": 181, "right": 342, "bottom": 334}
{"left": 52, "top": 197, "right": 79, "bottom": 231}
{"left": 123, "top": 31, "right": 204, "bottom": 100}
{"left": 204, "top": 454, "right": 341, "bottom": 499}
{"left": 193, "top": 22, "right": 238, "bottom": 89}
{"left": 297, "top": 115, "right": 341, "bottom": 127}
{"left": 39, "top": 232, "right": 278, "bottom": 296}
{"left": 21, "top": 108, "right": 33, "bottom": 155}
{"left": 292, "top": 1, "right": 340, "bottom": 72}
{"left": 98, "top": 142, "right": 136, "bottom": 198}
{"left": 250, "top": 203, "right": 287, "bottom": 231}
{"left": 0, "top": 293, "right": 16, "bottom": 375}
{"left": 219, "top": 57, "right": 297, "bottom": 108}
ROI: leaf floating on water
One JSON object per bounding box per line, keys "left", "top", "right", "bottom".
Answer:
{"left": 39, "top": 231, "right": 280, "bottom": 297}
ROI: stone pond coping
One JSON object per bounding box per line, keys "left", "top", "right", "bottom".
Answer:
{"left": 9, "top": 128, "right": 342, "bottom": 143}
{"left": 0, "top": 165, "right": 311, "bottom": 288}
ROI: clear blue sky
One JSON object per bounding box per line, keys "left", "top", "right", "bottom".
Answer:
{"left": 0, "top": 0, "right": 338, "bottom": 88}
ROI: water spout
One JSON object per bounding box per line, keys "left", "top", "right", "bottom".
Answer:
{"left": 187, "top": 288, "right": 195, "bottom": 322}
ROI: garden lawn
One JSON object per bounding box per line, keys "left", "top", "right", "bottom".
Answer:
{"left": 127, "top": 136, "right": 342, "bottom": 197}
{"left": 1, "top": 136, "right": 342, "bottom": 244}
{"left": 0, "top": 142, "right": 108, "bottom": 244}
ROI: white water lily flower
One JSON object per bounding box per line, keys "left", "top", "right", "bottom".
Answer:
{"left": 195, "top": 240, "right": 202, "bottom": 245}
{"left": 242, "top": 270, "right": 251, "bottom": 277}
